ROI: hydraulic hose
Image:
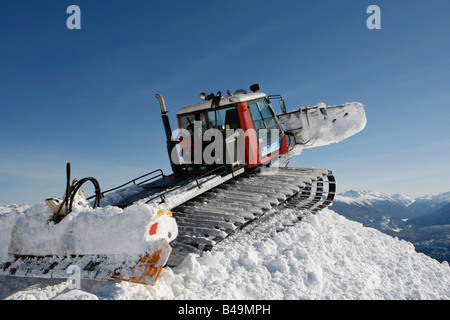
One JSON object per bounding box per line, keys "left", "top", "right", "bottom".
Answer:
{"left": 54, "top": 163, "right": 101, "bottom": 223}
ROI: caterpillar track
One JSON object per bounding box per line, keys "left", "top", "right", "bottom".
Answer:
{"left": 168, "top": 167, "right": 335, "bottom": 265}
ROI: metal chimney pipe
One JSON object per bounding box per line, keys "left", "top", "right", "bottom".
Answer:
{"left": 155, "top": 94, "right": 181, "bottom": 175}
{"left": 156, "top": 94, "right": 173, "bottom": 143}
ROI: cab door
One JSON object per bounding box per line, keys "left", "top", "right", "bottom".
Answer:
{"left": 248, "top": 99, "right": 283, "bottom": 162}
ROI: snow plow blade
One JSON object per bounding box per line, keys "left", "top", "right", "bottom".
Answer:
{"left": 112, "top": 240, "right": 172, "bottom": 284}
{"left": 0, "top": 239, "right": 172, "bottom": 285}
{"left": 0, "top": 207, "right": 178, "bottom": 286}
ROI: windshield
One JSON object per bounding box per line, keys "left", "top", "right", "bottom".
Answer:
{"left": 179, "top": 105, "right": 240, "bottom": 136}
{"left": 207, "top": 106, "right": 240, "bottom": 130}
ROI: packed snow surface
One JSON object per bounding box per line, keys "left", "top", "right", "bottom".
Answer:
{"left": 1, "top": 206, "right": 449, "bottom": 300}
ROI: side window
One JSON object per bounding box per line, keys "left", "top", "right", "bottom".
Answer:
{"left": 179, "top": 113, "right": 207, "bottom": 136}
{"left": 180, "top": 114, "right": 195, "bottom": 135}
{"left": 249, "top": 99, "right": 281, "bottom": 146}
{"left": 207, "top": 110, "right": 216, "bottom": 128}
{"left": 249, "top": 103, "right": 265, "bottom": 130}
{"left": 258, "top": 100, "right": 277, "bottom": 129}
{"left": 198, "top": 112, "right": 207, "bottom": 132}
{"left": 249, "top": 100, "right": 278, "bottom": 130}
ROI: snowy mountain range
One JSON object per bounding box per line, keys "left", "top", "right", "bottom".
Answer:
{"left": 333, "top": 190, "right": 450, "bottom": 263}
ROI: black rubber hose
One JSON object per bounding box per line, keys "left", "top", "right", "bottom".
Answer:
{"left": 55, "top": 163, "right": 72, "bottom": 218}
{"left": 54, "top": 163, "right": 101, "bottom": 223}
{"left": 68, "top": 177, "right": 101, "bottom": 211}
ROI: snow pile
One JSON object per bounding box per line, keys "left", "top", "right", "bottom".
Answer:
{"left": 142, "top": 209, "right": 449, "bottom": 300}
{"left": 0, "top": 205, "right": 30, "bottom": 259}
{"left": 0, "top": 209, "right": 21, "bottom": 260}
{"left": 3, "top": 208, "right": 449, "bottom": 300}
{"left": 1, "top": 202, "right": 166, "bottom": 256}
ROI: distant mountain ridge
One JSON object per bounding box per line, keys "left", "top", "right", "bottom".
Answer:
{"left": 335, "top": 190, "right": 450, "bottom": 221}
{"left": 333, "top": 190, "right": 450, "bottom": 263}
{"left": 408, "top": 203, "right": 450, "bottom": 227}
{"left": 333, "top": 190, "right": 414, "bottom": 232}
{"left": 408, "top": 191, "right": 450, "bottom": 215}
{"left": 338, "top": 190, "right": 415, "bottom": 207}
{"left": 0, "top": 204, "right": 30, "bottom": 215}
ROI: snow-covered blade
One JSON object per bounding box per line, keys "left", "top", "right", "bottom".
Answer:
{"left": 0, "top": 240, "right": 172, "bottom": 285}
{"left": 0, "top": 205, "right": 177, "bottom": 286}
{"left": 278, "top": 102, "right": 366, "bottom": 155}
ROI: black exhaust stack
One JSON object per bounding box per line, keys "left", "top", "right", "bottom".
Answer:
{"left": 155, "top": 94, "right": 182, "bottom": 175}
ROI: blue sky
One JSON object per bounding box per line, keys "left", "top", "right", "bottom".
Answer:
{"left": 1, "top": 0, "right": 449, "bottom": 205}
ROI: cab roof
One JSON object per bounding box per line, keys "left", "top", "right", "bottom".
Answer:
{"left": 176, "top": 92, "right": 267, "bottom": 116}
